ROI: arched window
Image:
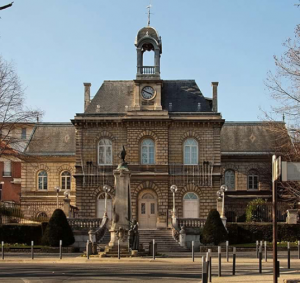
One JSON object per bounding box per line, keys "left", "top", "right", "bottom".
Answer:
{"left": 248, "top": 169, "right": 259, "bottom": 190}
{"left": 184, "top": 138, "right": 198, "bottom": 165}
{"left": 38, "top": 171, "right": 47, "bottom": 190}
{"left": 61, "top": 171, "right": 71, "bottom": 190}
{"left": 98, "top": 139, "right": 112, "bottom": 165}
{"left": 183, "top": 192, "right": 199, "bottom": 218}
{"left": 225, "top": 170, "right": 235, "bottom": 190}
{"left": 141, "top": 139, "right": 155, "bottom": 165}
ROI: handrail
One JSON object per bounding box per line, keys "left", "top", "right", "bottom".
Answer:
{"left": 94, "top": 217, "right": 109, "bottom": 243}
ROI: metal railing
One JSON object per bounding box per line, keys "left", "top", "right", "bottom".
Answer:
{"left": 177, "top": 218, "right": 206, "bottom": 228}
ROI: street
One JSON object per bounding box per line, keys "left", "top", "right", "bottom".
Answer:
{"left": 0, "top": 252, "right": 300, "bottom": 282}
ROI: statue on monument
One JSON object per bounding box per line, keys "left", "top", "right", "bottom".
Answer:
{"left": 127, "top": 219, "right": 139, "bottom": 251}
{"left": 117, "top": 145, "right": 128, "bottom": 169}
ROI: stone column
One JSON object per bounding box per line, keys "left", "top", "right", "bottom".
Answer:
{"left": 108, "top": 166, "right": 131, "bottom": 249}
{"left": 137, "top": 48, "right": 143, "bottom": 75}
{"left": 154, "top": 49, "right": 160, "bottom": 75}
{"left": 63, "top": 198, "right": 71, "bottom": 218}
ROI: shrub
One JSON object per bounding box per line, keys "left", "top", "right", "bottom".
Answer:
{"left": 0, "top": 224, "right": 43, "bottom": 245}
{"left": 42, "top": 209, "right": 74, "bottom": 247}
{"left": 201, "top": 209, "right": 228, "bottom": 245}
{"left": 246, "top": 198, "right": 266, "bottom": 222}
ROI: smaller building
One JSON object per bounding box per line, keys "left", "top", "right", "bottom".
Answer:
{"left": 21, "top": 123, "right": 76, "bottom": 219}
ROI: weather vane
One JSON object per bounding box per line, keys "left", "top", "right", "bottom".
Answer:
{"left": 146, "top": 1, "right": 152, "bottom": 26}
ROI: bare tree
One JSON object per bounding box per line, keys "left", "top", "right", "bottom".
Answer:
{"left": 0, "top": 56, "right": 42, "bottom": 158}
{"left": 265, "top": 19, "right": 300, "bottom": 205}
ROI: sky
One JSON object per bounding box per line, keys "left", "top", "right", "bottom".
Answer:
{"left": 0, "top": 0, "right": 299, "bottom": 122}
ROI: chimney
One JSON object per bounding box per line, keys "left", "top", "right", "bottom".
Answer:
{"left": 211, "top": 82, "right": 219, "bottom": 112}
{"left": 84, "top": 83, "right": 91, "bottom": 111}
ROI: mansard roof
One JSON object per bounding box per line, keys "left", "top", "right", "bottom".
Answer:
{"left": 221, "top": 121, "right": 286, "bottom": 155}
{"left": 84, "top": 80, "right": 212, "bottom": 114}
{"left": 25, "top": 123, "right": 75, "bottom": 156}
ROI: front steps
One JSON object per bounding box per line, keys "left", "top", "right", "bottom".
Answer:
{"left": 98, "top": 228, "right": 189, "bottom": 255}
{"left": 139, "top": 229, "right": 189, "bottom": 252}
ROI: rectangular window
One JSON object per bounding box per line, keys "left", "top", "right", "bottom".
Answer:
{"left": 141, "top": 203, "right": 146, "bottom": 214}
{"left": 0, "top": 184, "right": 2, "bottom": 200}
{"left": 21, "top": 128, "right": 27, "bottom": 140}
{"left": 184, "top": 147, "right": 190, "bottom": 164}
{"left": 98, "top": 147, "right": 105, "bottom": 164}
{"left": 67, "top": 178, "right": 71, "bottom": 190}
{"left": 253, "top": 176, "right": 258, "bottom": 189}
{"left": 3, "top": 160, "right": 11, "bottom": 177}
{"left": 151, "top": 203, "right": 155, "bottom": 214}
{"left": 191, "top": 147, "right": 197, "bottom": 164}
{"left": 106, "top": 146, "right": 112, "bottom": 164}
{"left": 38, "top": 178, "right": 43, "bottom": 190}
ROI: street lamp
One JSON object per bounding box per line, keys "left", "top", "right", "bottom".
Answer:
{"left": 55, "top": 186, "right": 61, "bottom": 208}
{"left": 103, "top": 185, "right": 111, "bottom": 218}
{"left": 217, "top": 184, "right": 228, "bottom": 218}
{"left": 170, "top": 185, "right": 178, "bottom": 217}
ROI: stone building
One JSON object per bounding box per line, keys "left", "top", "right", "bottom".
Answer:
{"left": 70, "top": 24, "right": 280, "bottom": 229}
{"left": 21, "top": 123, "right": 76, "bottom": 219}
{"left": 19, "top": 24, "right": 284, "bottom": 229}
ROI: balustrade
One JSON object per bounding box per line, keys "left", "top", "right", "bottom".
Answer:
{"left": 177, "top": 218, "right": 206, "bottom": 228}
{"left": 138, "top": 66, "right": 156, "bottom": 75}
{"left": 68, "top": 218, "right": 102, "bottom": 229}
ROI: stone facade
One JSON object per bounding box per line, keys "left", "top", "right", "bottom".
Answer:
{"left": 21, "top": 156, "right": 76, "bottom": 218}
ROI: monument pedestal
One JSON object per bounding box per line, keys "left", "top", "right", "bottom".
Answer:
{"left": 107, "top": 165, "right": 131, "bottom": 250}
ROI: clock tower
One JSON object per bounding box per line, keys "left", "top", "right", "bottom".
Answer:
{"left": 131, "top": 25, "right": 163, "bottom": 111}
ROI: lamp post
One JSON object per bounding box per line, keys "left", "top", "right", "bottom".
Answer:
{"left": 103, "top": 185, "right": 111, "bottom": 218}
{"left": 170, "top": 185, "right": 178, "bottom": 218}
{"left": 55, "top": 186, "right": 61, "bottom": 209}
{"left": 217, "top": 185, "right": 228, "bottom": 226}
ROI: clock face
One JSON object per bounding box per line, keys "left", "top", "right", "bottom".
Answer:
{"left": 141, "top": 86, "right": 155, "bottom": 100}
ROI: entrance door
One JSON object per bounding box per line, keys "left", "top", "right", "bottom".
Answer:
{"left": 96, "top": 196, "right": 112, "bottom": 219}
{"left": 138, "top": 192, "right": 157, "bottom": 229}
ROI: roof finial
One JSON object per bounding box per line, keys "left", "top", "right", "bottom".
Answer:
{"left": 146, "top": 2, "right": 152, "bottom": 26}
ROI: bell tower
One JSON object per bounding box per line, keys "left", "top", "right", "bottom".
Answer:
{"left": 135, "top": 26, "right": 162, "bottom": 79}
{"left": 131, "top": 25, "right": 163, "bottom": 111}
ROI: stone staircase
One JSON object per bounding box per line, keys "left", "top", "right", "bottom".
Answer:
{"left": 139, "top": 229, "right": 189, "bottom": 252}
{"left": 98, "top": 229, "right": 111, "bottom": 251}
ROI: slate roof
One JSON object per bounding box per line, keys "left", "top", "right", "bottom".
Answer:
{"left": 25, "top": 123, "right": 75, "bottom": 156}
{"left": 84, "top": 80, "right": 212, "bottom": 114}
{"left": 221, "top": 122, "right": 286, "bottom": 154}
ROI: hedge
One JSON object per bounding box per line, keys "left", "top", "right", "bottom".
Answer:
{"left": 0, "top": 224, "right": 45, "bottom": 245}
{"left": 228, "top": 223, "right": 300, "bottom": 244}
